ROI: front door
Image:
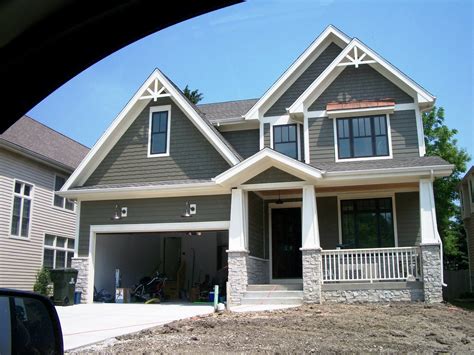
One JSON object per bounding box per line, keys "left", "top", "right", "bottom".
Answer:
{"left": 271, "top": 208, "right": 302, "bottom": 279}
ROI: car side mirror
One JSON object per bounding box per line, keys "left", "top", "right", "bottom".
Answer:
{"left": 0, "top": 289, "right": 63, "bottom": 355}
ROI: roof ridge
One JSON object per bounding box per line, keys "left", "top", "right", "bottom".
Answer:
{"left": 197, "top": 98, "right": 259, "bottom": 106}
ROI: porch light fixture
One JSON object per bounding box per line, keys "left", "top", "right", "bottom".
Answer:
{"left": 181, "top": 201, "right": 192, "bottom": 218}
{"left": 276, "top": 191, "right": 284, "bottom": 205}
{"left": 111, "top": 205, "right": 121, "bottom": 221}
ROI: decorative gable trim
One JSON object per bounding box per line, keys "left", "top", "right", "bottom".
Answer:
{"left": 214, "top": 148, "right": 324, "bottom": 187}
{"left": 244, "top": 25, "right": 351, "bottom": 120}
{"left": 62, "top": 69, "right": 241, "bottom": 191}
{"left": 289, "top": 39, "right": 436, "bottom": 115}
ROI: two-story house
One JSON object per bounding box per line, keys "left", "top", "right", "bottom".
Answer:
{"left": 460, "top": 167, "right": 474, "bottom": 292}
{"left": 0, "top": 116, "right": 89, "bottom": 290}
{"left": 60, "top": 26, "right": 453, "bottom": 306}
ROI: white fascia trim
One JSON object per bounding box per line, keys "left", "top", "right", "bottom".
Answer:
{"left": 214, "top": 148, "right": 324, "bottom": 186}
{"left": 327, "top": 105, "right": 394, "bottom": 118}
{"left": 244, "top": 25, "right": 351, "bottom": 120}
{"left": 147, "top": 105, "right": 171, "bottom": 158}
{"left": 289, "top": 38, "right": 435, "bottom": 114}
{"left": 307, "top": 103, "right": 418, "bottom": 119}
{"left": 325, "top": 164, "right": 454, "bottom": 180}
{"left": 62, "top": 69, "right": 240, "bottom": 191}
{"left": 91, "top": 221, "right": 230, "bottom": 234}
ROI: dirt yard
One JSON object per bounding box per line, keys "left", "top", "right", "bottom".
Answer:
{"left": 70, "top": 303, "right": 474, "bottom": 353}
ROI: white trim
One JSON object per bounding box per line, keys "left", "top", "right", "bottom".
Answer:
{"left": 268, "top": 201, "right": 302, "bottom": 283}
{"left": 259, "top": 121, "right": 264, "bottom": 150}
{"left": 289, "top": 38, "right": 435, "bottom": 114}
{"left": 414, "top": 97, "right": 426, "bottom": 156}
{"left": 74, "top": 201, "right": 81, "bottom": 257}
{"left": 303, "top": 115, "right": 310, "bottom": 164}
{"left": 240, "top": 181, "right": 308, "bottom": 191}
{"left": 336, "top": 192, "right": 399, "bottom": 247}
{"left": 333, "top": 114, "right": 393, "bottom": 163}
{"left": 147, "top": 105, "right": 171, "bottom": 158}
{"left": 43, "top": 234, "right": 75, "bottom": 269}
{"left": 270, "top": 122, "right": 302, "bottom": 161}
{"left": 245, "top": 25, "right": 351, "bottom": 120}
{"left": 306, "top": 103, "right": 419, "bottom": 119}
{"left": 325, "top": 164, "right": 453, "bottom": 179}
{"left": 327, "top": 105, "right": 394, "bottom": 118}
{"left": 9, "top": 179, "right": 34, "bottom": 240}
{"left": 62, "top": 69, "right": 240, "bottom": 191}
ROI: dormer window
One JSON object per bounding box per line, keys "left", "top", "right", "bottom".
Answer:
{"left": 273, "top": 124, "right": 298, "bottom": 159}
{"left": 336, "top": 115, "right": 390, "bottom": 160}
{"left": 148, "top": 105, "right": 171, "bottom": 157}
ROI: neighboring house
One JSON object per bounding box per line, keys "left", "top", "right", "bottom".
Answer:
{"left": 60, "top": 25, "right": 453, "bottom": 306}
{"left": 460, "top": 166, "right": 474, "bottom": 291}
{"left": 0, "top": 116, "right": 89, "bottom": 290}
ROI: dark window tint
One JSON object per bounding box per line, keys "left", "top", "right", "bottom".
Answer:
{"left": 150, "top": 111, "right": 169, "bottom": 155}
{"left": 273, "top": 124, "right": 298, "bottom": 159}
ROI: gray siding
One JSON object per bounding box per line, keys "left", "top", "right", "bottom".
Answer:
{"left": 396, "top": 192, "right": 420, "bottom": 246}
{"left": 221, "top": 129, "right": 259, "bottom": 159}
{"left": 78, "top": 195, "right": 231, "bottom": 256}
{"left": 309, "top": 65, "right": 414, "bottom": 111}
{"left": 317, "top": 196, "right": 339, "bottom": 249}
{"left": 248, "top": 192, "right": 264, "bottom": 258}
{"left": 245, "top": 167, "right": 302, "bottom": 184}
{"left": 265, "top": 43, "right": 343, "bottom": 117}
{"left": 263, "top": 123, "right": 270, "bottom": 147}
{"left": 85, "top": 97, "right": 230, "bottom": 186}
{"left": 308, "top": 117, "right": 335, "bottom": 163}
{"left": 0, "top": 149, "right": 76, "bottom": 290}
{"left": 391, "top": 110, "right": 419, "bottom": 158}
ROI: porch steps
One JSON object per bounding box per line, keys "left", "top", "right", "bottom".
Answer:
{"left": 241, "top": 284, "right": 303, "bottom": 306}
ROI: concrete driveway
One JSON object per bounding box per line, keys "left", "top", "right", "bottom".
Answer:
{"left": 56, "top": 303, "right": 214, "bottom": 351}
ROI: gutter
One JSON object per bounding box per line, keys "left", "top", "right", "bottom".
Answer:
{"left": 324, "top": 164, "right": 454, "bottom": 179}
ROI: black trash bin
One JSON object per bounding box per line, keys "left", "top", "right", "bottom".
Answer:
{"left": 49, "top": 268, "right": 78, "bottom": 306}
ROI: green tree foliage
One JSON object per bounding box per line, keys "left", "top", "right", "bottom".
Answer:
{"left": 423, "top": 106, "right": 471, "bottom": 269}
{"left": 33, "top": 267, "right": 51, "bottom": 296}
{"left": 183, "top": 85, "right": 204, "bottom": 104}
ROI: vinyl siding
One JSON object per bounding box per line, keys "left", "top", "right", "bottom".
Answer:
{"left": 317, "top": 196, "right": 339, "bottom": 249}
{"left": 263, "top": 123, "right": 270, "bottom": 148}
{"left": 221, "top": 129, "right": 259, "bottom": 159}
{"left": 78, "top": 195, "right": 231, "bottom": 256}
{"left": 395, "top": 192, "right": 420, "bottom": 246}
{"left": 309, "top": 65, "right": 414, "bottom": 111}
{"left": 244, "top": 167, "right": 302, "bottom": 184}
{"left": 265, "top": 43, "right": 343, "bottom": 117}
{"left": 248, "top": 192, "right": 264, "bottom": 258}
{"left": 308, "top": 116, "right": 335, "bottom": 163}
{"left": 390, "top": 110, "right": 419, "bottom": 158}
{"left": 0, "top": 149, "right": 76, "bottom": 291}
{"left": 85, "top": 97, "right": 230, "bottom": 186}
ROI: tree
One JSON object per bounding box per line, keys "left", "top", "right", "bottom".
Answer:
{"left": 423, "top": 106, "right": 471, "bottom": 269}
{"left": 183, "top": 85, "right": 203, "bottom": 104}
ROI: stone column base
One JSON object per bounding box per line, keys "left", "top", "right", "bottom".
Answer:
{"left": 72, "top": 257, "right": 91, "bottom": 303}
{"left": 421, "top": 244, "right": 443, "bottom": 303}
{"left": 302, "top": 248, "right": 322, "bottom": 303}
{"left": 227, "top": 250, "right": 249, "bottom": 307}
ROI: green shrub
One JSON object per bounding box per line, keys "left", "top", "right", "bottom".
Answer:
{"left": 33, "top": 267, "right": 51, "bottom": 296}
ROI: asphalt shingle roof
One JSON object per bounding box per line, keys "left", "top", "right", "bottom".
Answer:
{"left": 197, "top": 98, "right": 259, "bottom": 122}
{"left": 1, "top": 116, "right": 89, "bottom": 170}
{"left": 72, "top": 179, "right": 213, "bottom": 190}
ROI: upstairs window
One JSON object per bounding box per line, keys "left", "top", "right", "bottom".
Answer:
{"left": 11, "top": 181, "right": 33, "bottom": 238}
{"left": 149, "top": 106, "right": 171, "bottom": 157}
{"left": 337, "top": 115, "right": 389, "bottom": 160}
{"left": 273, "top": 124, "right": 298, "bottom": 159}
{"left": 54, "top": 175, "right": 74, "bottom": 211}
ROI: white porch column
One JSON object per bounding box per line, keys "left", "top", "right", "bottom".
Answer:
{"left": 419, "top": 178, "right": 443, "bottom": 303}
{"left": 301, "top": 185, "right": 321, "bottom": 249}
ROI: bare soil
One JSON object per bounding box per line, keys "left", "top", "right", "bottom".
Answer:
{"left": 70, "top": 303, "right": 474, "bottom": 353}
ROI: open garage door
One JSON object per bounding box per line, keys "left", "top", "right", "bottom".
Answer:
{"left": 93, "top": 231, "right": 228, "bottom": 303}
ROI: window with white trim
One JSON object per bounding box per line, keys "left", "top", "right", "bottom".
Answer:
{"left": 149, "top": 107, "right": 170, "bottom": 156}
{"left": 43, "top": 234, "right": 75, "bottom": 269}
{"left": 54, "top": 175, "right": 74, "bottom": 211}
{"left": 273, "top": 124, "right": 298, "bottom": 159}
{"left": 11, "top": 181, "right": 33, "bottom": 238}
{"left": 337, "top": 115, "right": 389, "bottom": 159}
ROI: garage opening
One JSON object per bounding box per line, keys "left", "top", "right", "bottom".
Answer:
{"left": 93, "top": 231, "right": 228, "bottom": 303}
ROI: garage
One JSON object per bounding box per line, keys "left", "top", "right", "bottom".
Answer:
{"left": 92, "top": 230, "right": 229, "bottom": 303}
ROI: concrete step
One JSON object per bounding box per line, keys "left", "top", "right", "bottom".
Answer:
{"left": 247, "top": 284, "right": 303, "bottom": 291}
{"left": 243, "top": 290, "right": 304, "bottom": 298}
{"left": 240, "top": 297, "right": 303, "bottom": 305}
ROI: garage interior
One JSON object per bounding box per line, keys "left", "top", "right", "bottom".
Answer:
{"left": 94, "top": 231, "right": 228, "bottom": 303}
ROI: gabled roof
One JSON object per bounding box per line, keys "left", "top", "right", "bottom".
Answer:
{"left": 62, "top": 69, "right": 241, "bottom": 190}
{"left": 0, "top": 116, "right": 89, "bottom": 171}
{"left": 198, "top": 98, "right": 259, "bottom": 123}
{"left": 289, "top": 38, "right": 436, "bottom": 114}
{"left": 244, "top": 25, "right": 351, "bottom": 120}
{"left": 214, "top": 148, "right": 324, "bottom": 187}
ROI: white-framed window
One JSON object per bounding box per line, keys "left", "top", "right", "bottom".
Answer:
{"left": 148, "top": 105, "right": 171, "bottom": 157}
{"left": 43, "top": 234, "right": 75, "bottom": 269}
{"left": 11, "top": 180, "right": 33, "bottom": 238}
{"left": 53, "top": 175, "right": 74, "bottom": 211}
{"left": 336, "top": 114, "right": 391, "bottom": 160}
{"left": 273, "top": 124, "right": 298, "bottom": 159}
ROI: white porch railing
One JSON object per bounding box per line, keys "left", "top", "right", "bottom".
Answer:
{"left": 321, "top": 247, "right": 421, "bottom": 283}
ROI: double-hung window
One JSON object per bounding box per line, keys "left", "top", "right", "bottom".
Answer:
{"left": 43, "top": 234, "right": 75, "bottom": 269}
{"left": 54, "top": 175, "right": 74, "bottom": 211}
{"left": 337, "top": 115, "right": 389, "bottom": 159}
{"left": 149, "top": 106, "right": 170, "bottom": 156}
{"left": 273, "top": 124, "right": 298, "bottom": 159}
{"left": 11, "top": 181, "right": 33, "bottom": 238}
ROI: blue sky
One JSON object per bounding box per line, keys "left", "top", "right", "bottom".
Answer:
{"left": 29, "top": 0, "right": 473, "bottom": 158}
